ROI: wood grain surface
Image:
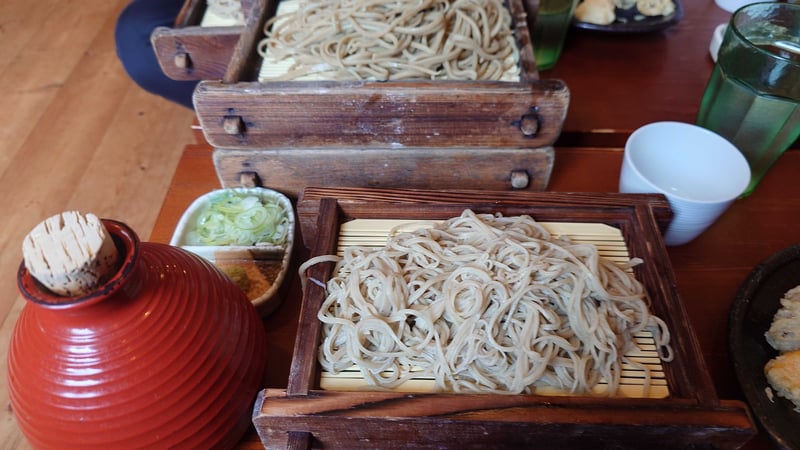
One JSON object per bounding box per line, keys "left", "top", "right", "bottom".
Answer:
{"left": 0, "top": 1, "right": 197, "bottom": 448}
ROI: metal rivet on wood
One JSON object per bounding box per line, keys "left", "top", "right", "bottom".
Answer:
{"left": 238, "top": 171, "right": 261, "bottom": 188}
{"left": 174, "top": 52, "right": 190, "bottom": 69}
{"left": 514, "top": 107, "right": 541, "bottom": 137}
{"left": 223, "top": 116, "right": 245, "bottom": 135}
{"left": 510, "top": 170, "right": 530, "bottom": 189}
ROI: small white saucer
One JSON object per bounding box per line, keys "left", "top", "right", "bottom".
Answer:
{"left": 714, "top": 0, "right": 760, "bottom": 13}
{"left": 709, "top": 23, "right": 727, "bottom": 62}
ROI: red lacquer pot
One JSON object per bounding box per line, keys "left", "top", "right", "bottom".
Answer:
{"left": 7, "top": 219, "right": 267, "bottom": 449}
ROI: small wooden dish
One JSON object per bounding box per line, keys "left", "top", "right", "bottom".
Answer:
{"left": 170, "top": 187, "right": 295, "bottom": 317}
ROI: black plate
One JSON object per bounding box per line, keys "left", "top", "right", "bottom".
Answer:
{"left": 729, "top": 244, "right": 800, "bottom": 450}
{"left": 573, "top": 0, "right": 684, "bottom": 33}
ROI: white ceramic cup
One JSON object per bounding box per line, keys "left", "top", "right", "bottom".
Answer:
{"left": 619, "top": 122, "right": 751, "bottom": 246}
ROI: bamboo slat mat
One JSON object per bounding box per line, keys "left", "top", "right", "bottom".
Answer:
{"left": 200, "top": 8, "right": 244, "bottom": 27}
{"left": 319, "top": 219, "right": 669, "bottom": 399}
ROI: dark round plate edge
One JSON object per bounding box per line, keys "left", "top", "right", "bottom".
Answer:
{"left": 572, "top": 0, "right": 684, "bottom": 34}
{"left": 728, "top": 243, "right": 800, "bottom": 450}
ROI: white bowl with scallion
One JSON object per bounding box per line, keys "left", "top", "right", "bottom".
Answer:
{"left": 170, "top": 187, "right": 295, "bottom": 317}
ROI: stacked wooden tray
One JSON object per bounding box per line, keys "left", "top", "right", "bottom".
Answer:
{"left": 153, "top": 0, "right": 568, "bottom": 196}
{"left": 152, "top": 0, "right": 255, "bottom": 81}
{"left": 250, "top": 188, "right": 755, "bottom": 449}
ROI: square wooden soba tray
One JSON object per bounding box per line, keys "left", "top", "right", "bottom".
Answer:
{"left": 154, "top": 0, "right": 568, "bottom": 197}
{"left": 251, "top": 188, "right": 755, "bottom": 449}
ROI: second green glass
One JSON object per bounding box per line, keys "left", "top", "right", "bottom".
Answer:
{"left": 696, "top": 2, "right": 800, "bottom": 197}
{"left": 531, "top": 0, "right": 579, "bottom": 71}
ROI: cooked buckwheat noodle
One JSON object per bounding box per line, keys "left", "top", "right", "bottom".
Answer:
{"left": 257, "top": 0, "right": 519, "bottom": 81}
{"left": 300, "top": 210, "right": 673, "bottom": 395}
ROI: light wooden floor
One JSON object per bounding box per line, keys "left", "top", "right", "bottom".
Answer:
{"left": 0, "top": 0, "right": 198, "bottom": 446}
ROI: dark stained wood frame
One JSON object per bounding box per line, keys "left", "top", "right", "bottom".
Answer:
{"left": 250, "top": 189, "right": 756, "bottom": 449}
{"left": 211, "top": 146, "right": 557, "bottom": 198}
{"left": 151, "top": 0, "right": 258, "bottom": 81}
{"left": 190, "top": 0, "right": 571, "bottom": 151}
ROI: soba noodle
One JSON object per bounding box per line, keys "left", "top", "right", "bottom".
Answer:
{"left": 257, "top": 0, "right": 519, "bottom": 81}
{"left": 300, "top": 210, "right": 673, "bottom": 396}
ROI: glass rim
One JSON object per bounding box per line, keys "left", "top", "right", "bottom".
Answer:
{"left": 730, "top": 1, "right": 800, "bottom": 67}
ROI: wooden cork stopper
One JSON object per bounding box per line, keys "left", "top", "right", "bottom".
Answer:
{"left": 22, "top": 212, "right": 120, "bottom": 297}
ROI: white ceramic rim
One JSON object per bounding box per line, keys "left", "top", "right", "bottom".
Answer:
{"left": 623, "top": 121, "right": 751, "bottom": 204}
{"left": 170, "top": 187, "right": 294, "bottom": 246}
{"left": 709, "top": 23, "right": 727, "bottom": 62}
{"left": 729, "top": 2, "right": 800, "bottom": 68}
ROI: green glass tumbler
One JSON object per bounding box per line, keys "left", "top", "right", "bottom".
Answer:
{"left": 697, "top": 2, "right": 800, "bottom": 197}
{"left": 531, "top": 0, "right": 579, "bottom": 70}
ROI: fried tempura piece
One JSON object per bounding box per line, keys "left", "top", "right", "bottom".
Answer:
{"left": 765, "top": 350, "right": 800, "bottom": 411}
{"left": 636, "top": 0, "right": 675, "bottom": 16}
{"left": 575, "top": 0, "right": 615, "bottom": 25}
{"left": 766, "top": 286, "right": 800, "bottom": 352}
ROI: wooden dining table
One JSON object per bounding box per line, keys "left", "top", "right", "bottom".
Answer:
{"left": 148, "top": 1, "right": 797, "bottom": 448}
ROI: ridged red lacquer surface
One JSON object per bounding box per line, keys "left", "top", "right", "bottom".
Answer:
{"left": 8, "top": 220, "right": 267, "bottom": 449}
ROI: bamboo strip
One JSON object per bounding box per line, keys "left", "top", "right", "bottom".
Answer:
{"left": 201, "top": 8, "right": 244, "bottom": 27}
{"left": 320, "top": 377, "right": 671, "bottom": 398}
{"left": 322, "top": 365, "right": 666, "bottom": 380}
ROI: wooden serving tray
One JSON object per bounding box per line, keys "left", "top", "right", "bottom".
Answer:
{"left": 192, "top": 0, "right": 569, "bottom": 150}
{"left": 250, "top": 188, "right": 756, "bottom": 449}
{"left": 158, "top": 0, "right": 565, "bottom": 194}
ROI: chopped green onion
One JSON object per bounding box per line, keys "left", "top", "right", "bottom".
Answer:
{"left": 186, "top": 191, "right": 289, "bottom": 246}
